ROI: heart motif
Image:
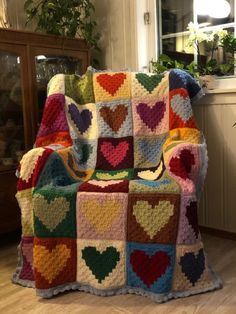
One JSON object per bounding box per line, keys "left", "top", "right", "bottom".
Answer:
{"left": 169, "top": 149, "right": 195, "bottom": 180}
{"left": 133, "top": 200, "right": 174, "bottom": 238}
{"left": 171, "top": 94, "right": 193, "bottom": 122}
{"left": 100, "top": 141, "right": 129, "bottom": 167}
{"left": 81, "top": 199, "right": 121, "bottom": 233}
{"left": 68, "top": 103, "right": 92, "bottom": 134}
{"left": 34, "top": 244, "right": 71, "bottom": 283}
{"left": 100, "top": 105, "right": 128, "bottom": 132}
{"left": 33, "top": 195, "right": 70, "bottom": 232}
{"left": 180, "top": 248, "right": 205, "bottom": 285}
{"left": 88, "top": 180, "right": 123, "bottom": 188}
{"left": 20, "top": 148, "right": 45, "bottom": 182}
{"left": 96, "top": 73, "right": 126, "bottom": 96}
{"left": 130, "top": 250, "right": 170, "bottom": 287}
{"left": 136, "top": 102, "right": 166, "bottom": 131}
{"left": 82, "top": 246, "right": 120, "bottom": 283}
{"left": 186, "top": 201, "right": 199, "bottom": 238}
{"left": 96, "top": 171, "right": 129, "bottom": 180}
{"left": 136, "top": 73, "right": 163, "bottom": 93}
{"left": 137, "top": 159, "right": 165, "bottom": 180}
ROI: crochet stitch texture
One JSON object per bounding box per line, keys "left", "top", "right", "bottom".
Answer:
{"left": 12, "top": 69, "right": 222, "bottom": 302}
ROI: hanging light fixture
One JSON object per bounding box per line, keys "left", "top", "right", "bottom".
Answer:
{"left": 195, "top": 0, "right": 231, "bottom": 19}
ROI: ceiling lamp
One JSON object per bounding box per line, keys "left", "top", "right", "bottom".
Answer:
{"left": 195, "top": 0, "right": 231, "bottom": 19}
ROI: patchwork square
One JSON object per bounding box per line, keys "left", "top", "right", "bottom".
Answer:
{"left": 127, "top": 193, "right": 180, "bottom": 244}
{"left": 134, "top": 133, "right": 168, "bottom": 168}
{"left": 19, "top": 237, "right": 34, "bottom": 281}
{"left": 72, "top": 139, "right": 97, "bottom": 170}
{"left": 96, "top": 137, "right": 133, "bottom": 170}
{"left": 132, "top": 97, "right": 169, "bottom": 136}
{"left": 165, "top": 143, "right": 201, "bottom": 194}
{"left": 131, "top": 72, "right": 168, "bottom": 98}
{"left": 65, "top": 70, "right": 94, "bottom": 104}
{"left": 177, "top": 194, "right": 201, "bottom": 244}
{"left": 33, "top": 183, "right": 79, "bottom": 238}
{"left": 16, "top": 188, "right": 34, "bottom": 236}
{"left": 93, "top": 72, "right": 131, "bottom": 102}
{"left": 47, "top": 74, "right": 65, "bottom": 96}
{"left": 77, "top": 239, "right": 126, "bottom": 289}
{"left": 129, "top": 172, "right": 180, "bottom": 194}
{"left": 170, "top": 88, "right": 197, "bottom": 130}
{"left": 97, "top": 100, "right": 133, "bottom": 137}
{"left": 34, "top": 237, "right": 76, "bottom": 289}
{"left": 127, "top": 242, "right": 175, "bottom": 293}
{"left": 92, "top": 169, "right": 134, "bottom": 181}
{"left": 65, "top": 97, "right": 98, "bottom": 140}
{"left": 77, "top": 192, "right": 128, "bottom": 240}
{"left": 173, "top": 242, "right": 214, "bottom": 292}
{"left": 79, "top": 180, "right": 129, "bottom": 193}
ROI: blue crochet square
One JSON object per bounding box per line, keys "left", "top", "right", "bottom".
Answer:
{"left": 96, "top": 99, "right": 133, "bottom": 138}
{"left": 127, "top": 242, "right": 175, "bottom": 293}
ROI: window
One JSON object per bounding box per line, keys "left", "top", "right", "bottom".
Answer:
{"left": 157, "top": 0, "right": 235, "bottom": 65}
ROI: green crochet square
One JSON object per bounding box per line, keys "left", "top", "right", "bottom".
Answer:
{"left": 65, "top": 70, "right": 94, "bottom": 104}
{"left": 33, "top": 183, "right": 79, "bottom": 238}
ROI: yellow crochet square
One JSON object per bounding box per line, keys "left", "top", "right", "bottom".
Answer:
{"left": 16, "top": 188, "right": 34, "bottom": 236}
{"left": 93, "top": 72, "right": 131, "bottom": 102}
{"left": 77, "top": 239, "right": 126, "bottom": 289}
{"left": 163, "top": 128, "right": 201, "bottom": 154}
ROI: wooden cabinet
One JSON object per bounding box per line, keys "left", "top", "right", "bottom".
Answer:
{"left": 0, "top": 28, "right": 90, "bottom": 233}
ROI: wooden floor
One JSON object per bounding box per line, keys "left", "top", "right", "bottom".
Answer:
{"left": 0, "top": 234, "right": 236, "bottom": 314}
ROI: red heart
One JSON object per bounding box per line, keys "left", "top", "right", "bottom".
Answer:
{"left": 96, "top": 73, "right": 127, "bottom": 96}
{"left": 169, "top": 149, "right": 195, "bottom": 180}
{"left": 130, "top": 250, "right": 170, "bottom": 287}
{"left": 101, "top": 141, "right": 129, "bottom": 167}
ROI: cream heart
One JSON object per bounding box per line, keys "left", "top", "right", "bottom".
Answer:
{"left": 80, "top": 199, "right": 121, "bottom": 233}
{"left": 88, "top": 180, "right": 123, "bottom": 187}
{"left": 34, "top": 244, "right": 70, "bottom": 283}
{"left": 137, "top": 159, "right": 164, "bottom": 180}
{"left": 33, "top": 195, "right": 70, "bottom": 232}
{"left": 133, "top": 200, "right": 174, "bottom": 239}
{"left": 96, "top": 171, "right": 128, "bottom": 180}
{"left": 20, "top": 148, "right": 45, "bottom": 182}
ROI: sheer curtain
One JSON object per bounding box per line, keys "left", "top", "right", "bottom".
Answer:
{"left": 0, "top": 0, "right": 10, "bottom": 28}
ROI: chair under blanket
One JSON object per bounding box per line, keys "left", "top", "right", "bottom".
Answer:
{"left": 12, "top": 68, "right": 222, "bottom": 302}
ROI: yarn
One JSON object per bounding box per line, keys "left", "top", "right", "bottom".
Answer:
{"left": 13, "top": 68, "right": 222, "bottom": 302}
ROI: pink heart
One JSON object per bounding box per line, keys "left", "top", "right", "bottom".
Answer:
{"left": 101, "top": 141, "right": 129, "bottom": 167}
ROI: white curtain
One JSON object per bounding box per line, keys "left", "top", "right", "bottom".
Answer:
{"left": 0, "top": 0, "right": 10, "bottom": 28}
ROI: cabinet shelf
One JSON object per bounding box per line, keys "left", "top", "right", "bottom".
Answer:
{"left": 0, "top": 28, "right": 90, "bottom": 233}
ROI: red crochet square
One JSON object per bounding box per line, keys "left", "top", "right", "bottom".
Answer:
{"left": 96, "top": 137, "right": 134, "bottom": 170}
{"left": 34, "top": 237, "right": 76, "bottom": 289}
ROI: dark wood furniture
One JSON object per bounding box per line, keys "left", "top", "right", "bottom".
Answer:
{"left": 0, "top": 28, "right": 90, "bottom": 233}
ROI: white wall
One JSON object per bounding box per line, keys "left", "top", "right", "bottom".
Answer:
{"left": 94, "top": 0, "right": 157, "bottom": 71}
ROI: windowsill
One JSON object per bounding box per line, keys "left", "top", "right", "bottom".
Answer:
{"left": 204, "top": 88, "right": 236, "bottom": 94}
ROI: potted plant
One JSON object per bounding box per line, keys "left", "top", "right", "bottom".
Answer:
{"left": 24, "top": 0, "right": 100, "bottom": 50}
{"left": 151, "top": 22, "right": 236, "bottom": 90}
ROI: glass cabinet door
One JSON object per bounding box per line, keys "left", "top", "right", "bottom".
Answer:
{"left": 0, "top": 51, "right": 25, "bottom": 171}
{"left": 35, "top": 55, "right": 83, "bottom": 125}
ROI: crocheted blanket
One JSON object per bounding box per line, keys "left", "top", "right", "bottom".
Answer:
{"left": 13, "top": 69, "right": 222, "bottom": 302}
